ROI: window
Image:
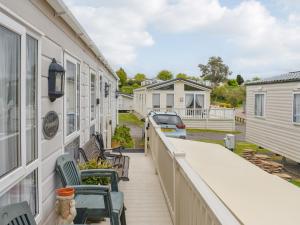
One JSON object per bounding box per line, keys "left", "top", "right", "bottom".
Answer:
{"left": 185, "top": 94, "right": 194, "bottom": 109}
{"left": 0, "top": 25, "right": 21, "bottom": 177}
{"left": 0, "top": 170, "right": 38, "bottom": 216}
{"left": 156, "top": 84, "right": 174, "bottom": 90}
{"left": 294, "top": 93, "right": 300, "bottom": 123}
{"left": 90, "top": 73, "right": 96, "bottom": 121}
{"left": 0, "top": 14, "right": 40, "bottom": 218}
{"left": 66, "top": 60, "right": 77, "bottom": 135}
{"left": 166, "top": 94, "right": 174, "bottom": 108}
{"left": 185, "top": 93, "right": 204, "bottom": 109}
{"left": 65, "top": 55, "right": 80, "bottom": 138}
{"left": 184, "top": 84, "right": 202, "bottom": 91}
{"left": 26, "top": 35, "right": 38, "bottom": 164}
{"left": 152, "top": 93, "right": 160, "bottom": 108}
{"left": 255, "top": 93, "right": 265, "bottom": 117}
{"left": 77, "top": 63, "right": 80, "bottom": 131}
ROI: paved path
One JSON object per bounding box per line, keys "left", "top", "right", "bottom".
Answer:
{"left": 186, "top": 123, "right": 246, "bottom": 141}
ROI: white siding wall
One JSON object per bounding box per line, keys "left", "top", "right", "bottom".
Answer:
{"left": 246, "top": 82, "right": 300, "bottom": 162}
{"left": 119, "top": 95, "right": 133, "bottom": 111}
{"left": 0, "top": 1, "right": 118, "bottom": 224}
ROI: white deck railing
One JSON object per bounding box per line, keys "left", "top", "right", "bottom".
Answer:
{"left": 147, "top": 107, "right": 235, "bottom": 120}
{"left": 145, "top": 117, "right": 240, "bottom": 225}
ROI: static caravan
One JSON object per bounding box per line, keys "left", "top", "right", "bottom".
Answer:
{"left": 245, "top": 72, "right": 300, "bottom": 162}
{"left": 0, "top": 0, "right": 118, "bottom": 224}
{"left": 118, "top": 93, "right": 134, "bottom": 112}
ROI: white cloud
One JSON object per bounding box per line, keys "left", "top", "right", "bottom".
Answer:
{"left": 65, "top": 0, "right": 300, "bottom": 76}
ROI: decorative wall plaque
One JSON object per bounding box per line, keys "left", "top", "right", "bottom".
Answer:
{"left": 43, "top": 111, "right": 59, "bottom": 140}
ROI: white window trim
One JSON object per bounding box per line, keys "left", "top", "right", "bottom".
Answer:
{"left": 254, "top": 92, "right": 266, "bottom": 118}
{"left": 0, "top": 10, "right": 42, "bottom": 223}
{"left": 64, "top": 53, "right": 80, "bottom": 144}
{"left": 166, "top": 93, "right": 175, "bottom": 109}
{"left": 293, "top": 92, "right": 300, "bottom": 125}
{"left": 152, "top": 93, "right": 161, "bottom": 108}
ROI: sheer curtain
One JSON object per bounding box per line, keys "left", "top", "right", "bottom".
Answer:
{"left": 0, "top": 25, "right": 20, "bottom": 176}
{"left": 185, "top": 94, "right": 194, "bottom": 108}
{"left": 294, "top": 94, "right": 300, "bottom": 123}
{"left": 195, "top": 94, "right": 204, "bottom": 109}
{"left": 26, "top": 35, "right": 38, "bottom": 164}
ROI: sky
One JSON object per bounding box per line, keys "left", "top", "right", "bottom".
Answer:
{"left": 64, "top": 0, "right": 300, "bottom": 79}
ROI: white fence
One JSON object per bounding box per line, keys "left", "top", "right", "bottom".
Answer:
{"left": 148, "top": 107, "right": 235, "bottom": 120}
{"left": 145, "top": 117, "right": 240, "bottom": 225}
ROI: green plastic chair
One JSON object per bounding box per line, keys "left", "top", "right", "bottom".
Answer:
{"left": 0, "top": 202, "right": 36, "bottom": 225}
{"left": 56, "top": 154, "right": 126, "bottom": 225}
{"left": 0, "top": 201, "right": 86, "bottom": 225}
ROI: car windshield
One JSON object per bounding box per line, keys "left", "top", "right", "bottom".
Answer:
{"left": 153, "top": 114, "right": 183, "bottom": 125}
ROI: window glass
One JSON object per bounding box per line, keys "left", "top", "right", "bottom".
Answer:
{"left": 0, "top": 170, "right": 38, "bottom": 216}
{"left": 90, "top": 124, "right": 95, "bottom": 137}
{"left": 255, "top": 94, "right": 265, "bottom": 117}
{"left": 90, "top": 73, "right": 96, "bottom": 121}
{"left": 26, "top": 35, "right": 38, "bottom": 164}
{"left": 66, "top": 60, "right": 76, "bottom": 135}
{"left": 0, "top": 25, "right": 20, "bottom": 177}
{"left": 195, "top": 94, "right": 204, "bottom": 109}
{"left": 185, "top": 94, "right": 194, "bottom": 108}
{"left": 184, "top": 84, "right": 202, "bottom": 91}
{"left": 166, "top": 94, "right": 174, "bottom": 108}
{"left": 64, "top": 137, "right": 80, "bottom": 162}
{"left": 77, "top": 63, "right": 80, "bottom": 131}
{"left": 153, "top": 115, "right": 183, "bottom": 125}
{"left": 157, "top": 84, "right": 174, "bottom": 90}
{"left": 294, "top": 94, "right": 300, "bottom": 123}
{"left": 152, "top": 93, "right": 160, "bottom": 108}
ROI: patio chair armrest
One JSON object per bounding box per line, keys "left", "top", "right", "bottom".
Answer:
{"left": 68, "top": 185, "right": 109, "bottom": 195}
{"left": 80, "top": 169, "right": 119, "bottom": 192}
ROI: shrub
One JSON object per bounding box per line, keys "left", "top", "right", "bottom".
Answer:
{"left": 79, "top": 159, "right": 112, "bottom": 185}
{"left": 112, "top": 125, "right": 134, "bottom": 148}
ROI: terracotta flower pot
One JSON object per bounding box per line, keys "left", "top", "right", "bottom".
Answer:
{"left": 56, "top": 187, "right": 75, "bottom": 197}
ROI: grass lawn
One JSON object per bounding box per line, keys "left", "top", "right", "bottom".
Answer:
{"left": 290, "top": 179, "right": 300, "bottom": 187}
{"left": 187, "top": 128, "right": 241, "bottom": 134}
{"left": 119, "top": 113, "right": 144, "bottom": 127}
{"left": 198, "top": 139, "right": 270, "bottom": 156}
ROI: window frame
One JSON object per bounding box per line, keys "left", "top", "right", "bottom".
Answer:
{"left": 64, "top": 53, "right": 80, "bottom": 144}
{"left": 90, "top": 69, "right": 97, "bottom": 132}
{"left": 0, "top": 11, "right": 42, "bottom": 223}
{"left": 293, "top": 92, "right": 300, "bottom": 125}
{"left": 166, "top": 93, "right": 174, "bottom": 109}
{"left": 185, "top": 91, "right": 206, "bottom": 110}
{"left": 152, "top": 93, "right": 160, "bottom": 109}
{"left": 254, "top": 92, "right": 266, "bottom": 118}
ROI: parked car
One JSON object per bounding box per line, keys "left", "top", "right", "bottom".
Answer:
{"left": 148, "top": 111, "right": 186, "bottom": 139}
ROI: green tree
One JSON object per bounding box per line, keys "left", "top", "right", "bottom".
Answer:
{"left": 121, "top": 86, "right": 134, "bottom": 94}
{"left": 176, "top": 73, "right": 188, "bottom": 79}
{"left": 134, "top": 73, "right": 146, "bottom": 85}
{"left": 227, "top": 79, "right": 238, "bottom": 87}
{"left": 156, "top": 70, "right": 173, "bottom": 81}
{"left": 116, "top": 68, "right": 127, "bottom": 87}
{"left": 236, "top": 74, "right": 244, "bottom": 85}
{"left": 198, "top": 56, "right": 232, "bottom": 87}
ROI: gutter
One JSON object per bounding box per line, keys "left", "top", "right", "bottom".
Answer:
{"left": 46, "top": 0, "right": 119, "bottom": 81}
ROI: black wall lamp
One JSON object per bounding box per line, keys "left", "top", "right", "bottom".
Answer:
{"left": 48, "top": 58, "right": 65, "bottom": 102}
{"left": 104, "top": 82, "right": 109, "bottom": 98}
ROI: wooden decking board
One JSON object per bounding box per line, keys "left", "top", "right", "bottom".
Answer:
{"left": 93, "top": 153, "right": 173, "bottom": 225}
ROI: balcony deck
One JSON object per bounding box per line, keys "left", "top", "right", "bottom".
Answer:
{"left": 99, "top": 153, "right": 173, "bottom": 225}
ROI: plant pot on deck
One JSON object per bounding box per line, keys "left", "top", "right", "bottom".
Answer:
{"left": 111, "top": 140, "right": 121, "bottom": 148}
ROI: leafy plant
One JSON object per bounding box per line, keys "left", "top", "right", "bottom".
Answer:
{"left": 79, "top": 159, "right": 113, "bottom": 185}
{"left": 112, "top": 125, "right": 134, "bottom": 148}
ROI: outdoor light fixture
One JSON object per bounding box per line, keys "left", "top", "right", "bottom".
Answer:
{"left": 48, "top": 58, "right": 65, "bottom": 102}
{"left": 105, "top": 82, "right": 109, "bottom": 97}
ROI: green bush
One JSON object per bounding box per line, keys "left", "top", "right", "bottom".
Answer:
{"left": 112, "top": 125, "right": 134, "bottom": 148}
{"left": 211, "top": 84, "right": 245, "bottom": 108}
{"left": 79, "top": 159, "right": 112, "bottom": 185}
